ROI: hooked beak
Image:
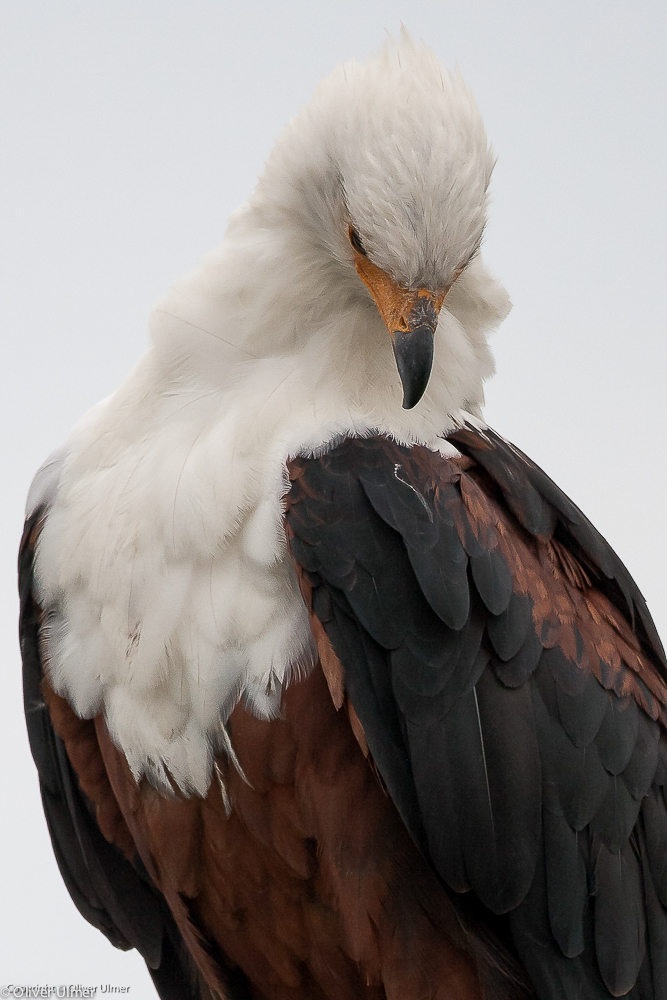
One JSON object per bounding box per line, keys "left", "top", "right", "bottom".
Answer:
{"left": 391, "top": 323, "right": 436, "bottom": 410}
{"left": 350, "top": 233, "right": 447, "bottom": 408}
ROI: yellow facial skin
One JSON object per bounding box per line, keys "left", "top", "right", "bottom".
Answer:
{"left": 348, "top": 224, "right": 456, "bottom": 407}
{"left": 348, "top": 225, "right": 449, "bottom": 338}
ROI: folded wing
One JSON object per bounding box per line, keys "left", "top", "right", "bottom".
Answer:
{"left": 285, "top": 426, "right": 667, "bottom": 1000}
{"left": 19, "top": 510, "right": 208, "bottom": 1000}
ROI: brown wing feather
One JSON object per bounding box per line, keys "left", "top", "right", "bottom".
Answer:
{"left": 458, "top": 463, "right": 667, "bottom": 723}
{"left": 289, "top": 544, "right": 369, "bottom": 756}
{"left": 43, "top": 663, "right": 497, "bottom": 999}
{"left": 284, "top": 430, "right": 667, "bottom": 1000}
{"left": 42, "top": 682, "right": 136, "bottom": 860}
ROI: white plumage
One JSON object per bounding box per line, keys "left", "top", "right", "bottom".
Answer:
{"left": 31, "top": 32, "right": 510, "bottom": 795}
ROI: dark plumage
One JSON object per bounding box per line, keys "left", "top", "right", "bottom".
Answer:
{"left": 285, "top": 425, "right": 667, "bottom": 999}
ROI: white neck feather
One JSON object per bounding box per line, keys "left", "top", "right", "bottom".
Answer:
{"left": 33, "top": 204, "right": 509, "bottom": 797}
{"left": 32, "top": 34, "right": 511, "bottom": 794}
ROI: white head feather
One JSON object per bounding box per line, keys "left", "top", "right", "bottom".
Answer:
{"left": 259, "top": 32, "right": 493, "bottom": 290}
{"left": 33, "top": 32, "right": 511, "bottom": 795}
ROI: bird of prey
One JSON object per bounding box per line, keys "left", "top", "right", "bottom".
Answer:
{"left": 20, "top": 33, "right": 667, "bottom": 1000}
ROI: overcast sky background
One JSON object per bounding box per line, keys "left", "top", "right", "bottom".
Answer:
{"left": 2, "top": 0, "right": 666, "bottom": 992}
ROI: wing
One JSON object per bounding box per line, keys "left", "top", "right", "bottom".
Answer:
{"left": 285, "top": 426, "right": 667, "bottom": 1000}
{"left": 19, "top": 509, "right": 211, "bottom": 1000}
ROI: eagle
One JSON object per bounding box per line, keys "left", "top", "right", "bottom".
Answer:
{"left": 19, "top": 33, "right": 667, "bottom": 1000}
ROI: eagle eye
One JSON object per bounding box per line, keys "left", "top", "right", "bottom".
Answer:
{"left": 348, "top": 226, "right": 367, "bottom": 256}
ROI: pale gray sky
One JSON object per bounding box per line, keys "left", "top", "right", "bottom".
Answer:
{"left": 2, "top": 1, "right": 666, "bottom": 992}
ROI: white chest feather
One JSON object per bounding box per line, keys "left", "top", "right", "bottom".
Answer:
{"left": 31, "top": 243, "right": 507, "bottom": 796}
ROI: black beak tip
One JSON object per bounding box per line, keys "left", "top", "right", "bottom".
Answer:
{"left": 391, "top": 325, "right": 435, "bottom": 410}
{"left": 401, "top": 385, "right": 423, "bottom": 410}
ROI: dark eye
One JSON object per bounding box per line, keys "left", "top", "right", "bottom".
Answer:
{"left": 349, "top": 225, "right": 367, "bottom": 256}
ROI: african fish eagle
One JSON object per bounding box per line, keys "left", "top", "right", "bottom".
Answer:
{"left": 19, "top": 31, "right": 667, "bottom": 1000}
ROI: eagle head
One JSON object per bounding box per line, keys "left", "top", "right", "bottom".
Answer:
{"left": 256, "top": 29, "right": 496, "bottom": 408}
